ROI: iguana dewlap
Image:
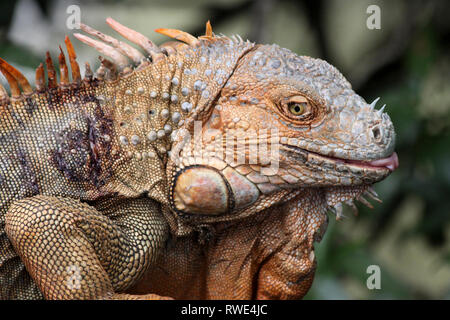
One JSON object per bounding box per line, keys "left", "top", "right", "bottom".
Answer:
{"left": 0, "top": 18, "right": 398, "bottom": 299}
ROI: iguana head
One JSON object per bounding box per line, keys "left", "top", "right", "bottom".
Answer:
{"left": 215, "top": 44, "right": 398, "bottom": 185}
{"left": 163, "top": 28, "right": 398, "bottom": 227}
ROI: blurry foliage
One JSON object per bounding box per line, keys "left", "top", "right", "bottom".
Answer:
{"left": 0, "top": 0, "right": 448, "bottom": 299}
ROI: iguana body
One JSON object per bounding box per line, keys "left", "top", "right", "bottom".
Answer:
{"left": 0, "top": 19, "right": 398, "bottom": 299}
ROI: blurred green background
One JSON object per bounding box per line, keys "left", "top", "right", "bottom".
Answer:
{"left": 0, "top": 0, "right": 449, "bottom": 299}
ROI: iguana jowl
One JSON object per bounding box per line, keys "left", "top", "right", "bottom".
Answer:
{"left": 0, "top": 18, "right": 398, "bottom": 299}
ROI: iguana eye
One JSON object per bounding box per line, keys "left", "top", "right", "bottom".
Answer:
{"left": 288, "top": 102, "right": 306, "bottom": 116}
{"left": 275, "top": 93, "right": 324, "bottom": 127}
{"left": 282, "top": 96, "right": 310, "bottom": 119}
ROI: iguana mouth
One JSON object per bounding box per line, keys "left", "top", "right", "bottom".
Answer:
{"left": 311, "top": 150, "right": 399, "bottom": 172}
{"left": 342, "top": 152, "right": 399, "bottom": 171}
{"left": 282, "top": 144, "right": 399, "bottom": 171}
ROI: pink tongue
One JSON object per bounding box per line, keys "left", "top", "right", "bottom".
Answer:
{"left": 368, "top": 152, "right": 399, "bottom": 171}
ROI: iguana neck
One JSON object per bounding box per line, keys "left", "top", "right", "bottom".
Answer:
{"left": 93, "top": 38, "right": 255, "bottom": 203}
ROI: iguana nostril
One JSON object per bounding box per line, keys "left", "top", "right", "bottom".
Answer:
{"left": 372, "top": 126, "right": 381, "bottom": 141}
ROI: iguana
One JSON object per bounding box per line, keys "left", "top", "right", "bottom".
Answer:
{"left": 0, "top": 18, "right": 398, "bottom": 300}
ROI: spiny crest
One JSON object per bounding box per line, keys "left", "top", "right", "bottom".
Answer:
{"left": 325, "top": 186, "right": 382, "bottom": 221}
{"left": 74, "top": 17, "right": 250, "bottom": 80}
{"left": 0, "top": 18, "right": 249, "bottom": 106}
{"left": 0, "top": 57, "right": 33, "bottom": 101}
{"left": 0, "top": 36, "right": 87, "bottom": 105}
{"left": 74, "top": 18, "right": 253, "bottom": 132}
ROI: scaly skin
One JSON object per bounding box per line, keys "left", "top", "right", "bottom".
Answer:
{"left": 0, "top": 18, "right": 397, "bottom": 300}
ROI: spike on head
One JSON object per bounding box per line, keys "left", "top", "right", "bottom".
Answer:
{"left": 346, "top": 200, "right": 359, "bottom": 216}
{"left": 364, "top": 189, "right": 382, "bottom": 203}
{"left": 95, "top": 64, "right": 106, "bottom": 80}
{"left": 99, "top": 56, "right": 118, "bottom": 80}
{"left": 84, "top": 62, "right": 93, "bottom": 81}
{"left": 334, "top": 203, "right": 344, "bottom": 220}
{"left": 368, "top": 97, "right": 380, "bottom": 110}
{"left": 160, "top": 41, "right": 188, "bottom": 56}
{"left": 155, "top": 28, "right": 200, "bottom": 47}
{"left": 35, "top": 63, "right": 45, "bottom": 91}
{"left": 64, "top": 36, "right": 81, "bottom": 85}
{"left": 378, "top": 104, "right": 386, "bottom": 115}
{"left": 105, "top": 17, "right": 164, "bottom": 62}
{"left": 160, "top": 42, "right": 177, "bottom": 56}
{"left": 358, "top": 195, "right": 374, "bottom": 209}
{"left": 0, "top": 82, "right": 9, "bottom": 103}
{"left": 0, "top": 57, "right": 33, "bottom": 96}
{"left": 80, "top": 23, "right": 145, "bottom": 65}
{"left": 205, "top": 20, "right": 213, "bottom": 37}
{"left": 73, "top": 33, "right": 129, "bottom": 71}
{"left": 0, "top": 65, "right": 21, "bottom": 98}
{"left": 58, "top": 46, "right": 69, "bottom": 86}
{"left": 45, "top": 51, "right": 57, "bottom": 89}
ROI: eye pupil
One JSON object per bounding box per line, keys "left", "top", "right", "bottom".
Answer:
{"left": 288, "top": 102, "right": 306, "bottom": 116}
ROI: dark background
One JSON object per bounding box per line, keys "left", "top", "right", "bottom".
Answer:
{"left": 0, "top": 0, "right": 449, "bottom": 299}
